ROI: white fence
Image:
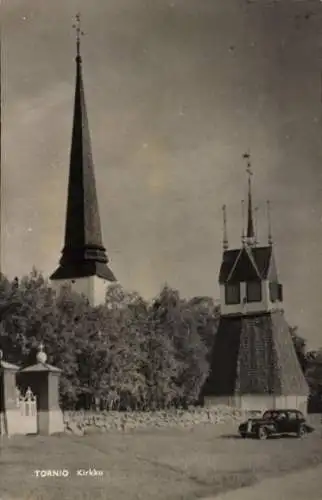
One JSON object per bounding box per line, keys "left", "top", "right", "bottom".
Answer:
{"left": 15, "top": 387, "right": 37, "bottom": 434}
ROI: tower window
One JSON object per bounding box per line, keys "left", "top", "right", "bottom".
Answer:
{"left": 269, "top": 282, "right": 278, "bottom": 303}
{"left": 270, "top": 282, "right": 283, "bottom": 302}
{"left": 225, "top": 283, "right": 240, "bottom": 305}
{"left": 278, "top": 284, "right": 283, "bottom": 302}
{"left": 246, "top": 281, "right": 262, "bottom": 302}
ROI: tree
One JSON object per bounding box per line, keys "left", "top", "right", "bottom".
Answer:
{"left": 187, "top": 296, "right": 220, "bottom": 357}
{"left": 305, "top": 349, "right": 322, "bottom": 412}
{"left": 150, "top": 286, "right": 214, "bottom": 407}
{"left": 289, "top": 325, "right": 307, "bottom": 372}
{"left": 0, "top": 270, "right": 92, "bottom": 407}
{"left": 0, "top": 272, "right": 220, "bottom": 411}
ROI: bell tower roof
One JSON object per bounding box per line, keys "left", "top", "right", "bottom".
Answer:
{"left": 218, "top": 151, "right": 281, "bottom": 285}
{"left": 219, "top": 245, "right": 276, "bottom": 284}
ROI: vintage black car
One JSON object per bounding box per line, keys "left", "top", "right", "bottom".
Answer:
{"left": 238, "top": 409, "right": 315, "bottom": 440}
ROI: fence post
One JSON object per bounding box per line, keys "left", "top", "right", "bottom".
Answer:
{"left": 0, "top": 350, "right": 20, "bottom": 436}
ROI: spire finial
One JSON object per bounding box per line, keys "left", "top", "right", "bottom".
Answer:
{"left": 72, "top": 13, "right": 85, "bottom": 61}
{"left": 242, "top": 150, "right": 255, "bottom": 246}
{"left": 36, "top": 342, "right": 47, "bottom": 364}
{"left": 267, "top": 200, "right": 273, "bottom": 246}
{"left": 222, "top": 205, "right": 229, "bottom": 251}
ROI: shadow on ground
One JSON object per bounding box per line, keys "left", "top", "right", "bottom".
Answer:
{"left": 220, "top": 433, "right": 304, "bottom": 440}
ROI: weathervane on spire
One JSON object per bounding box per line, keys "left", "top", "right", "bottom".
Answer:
{"left": 72, "top": 13, "right": 85, "bottom": 60}
{"left": 243, "top": 150, "right": 252, "bottom": 179}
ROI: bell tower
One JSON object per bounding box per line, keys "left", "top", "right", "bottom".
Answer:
{"left": 50, "top": 15, "right": 116, "bottom": 305}
{"left": 203, "top": 152, "right": 309, "bottom": 414}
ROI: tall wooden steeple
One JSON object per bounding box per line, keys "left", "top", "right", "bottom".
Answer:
{"left": 50, "top": 15, "right": 116, "bottom": 304}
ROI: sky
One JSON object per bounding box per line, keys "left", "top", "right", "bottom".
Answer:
{"left": 2, "top": 0, "right": 322, "bottom": 348}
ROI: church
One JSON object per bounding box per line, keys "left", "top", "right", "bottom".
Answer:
{"left": 49, "top": 18, "right": 309, "bottom": 414}
{"left": 50, "top": 17, "right": 116, "bottom": 306}
{"left": 203, "top": 154, "right": 309, "bottom": 413}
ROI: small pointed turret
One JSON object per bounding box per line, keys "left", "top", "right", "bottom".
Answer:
{"left": 241, "top": 200, "right": 246, "bottom": 246}
{"left": 254, "top": 206, "right": 259, "bottom": 245}
{"left": 50, "top": 14, "right": 116, "bottom": 305}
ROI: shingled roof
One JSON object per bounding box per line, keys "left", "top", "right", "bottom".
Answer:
{"left": 204, "top": 310, "right": 309, "bottom": 397}
{"left": 219, "top": 245, "right": 274, "bottom": 284}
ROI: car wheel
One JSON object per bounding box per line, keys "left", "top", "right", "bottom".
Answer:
{"left": 240, "top": 433, "right": 246, "bottom": 439}
{"left": 297, "top": 425, "right": 307, "bottom": 438}
{"left": 257, "top": 426, "right": 268, "bottom": 440}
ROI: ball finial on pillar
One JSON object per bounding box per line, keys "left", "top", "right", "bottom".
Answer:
{"left": 36, "top": 342, "right": 47, "bottom": 364}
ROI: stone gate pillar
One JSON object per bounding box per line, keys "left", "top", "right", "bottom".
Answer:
{"left": 0, "top": 350, "right": 20, "bottom": 436}
{"left": 19, "top": 344, "right": 64, "bottom": 435}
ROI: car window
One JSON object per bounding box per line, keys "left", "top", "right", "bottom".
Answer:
{"left": 288, "top": 411, "right": 297, "bottom": 420}
{"left": 296, "top": 411, "right": 304, "bottom": 420}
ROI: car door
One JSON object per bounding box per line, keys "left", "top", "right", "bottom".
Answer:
{"left": 276, "top": 412, "right": 290, "bottom": 433}
{"left": 286, "top": 411, "right": 298, "bottom": 433}
{"left": 295, "top": 411, "right": 306, "bottom": 430}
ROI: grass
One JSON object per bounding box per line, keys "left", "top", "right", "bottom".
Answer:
{"left": 0, "top": 418, "right": 321, "bottom": 500}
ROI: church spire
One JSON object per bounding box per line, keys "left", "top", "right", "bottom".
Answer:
{"left": 242, "top": 151, "right": 256, "bottom": 247}
{"left": 50, "top": 14, "right": 116, "bottom": 293}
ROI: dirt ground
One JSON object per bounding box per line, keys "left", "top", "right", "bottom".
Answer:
{"left": 204, "top": 463, "right": 322, "bottom": 500}
{"left": 0, "top": 417, "right": 321, "bottom": 500}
